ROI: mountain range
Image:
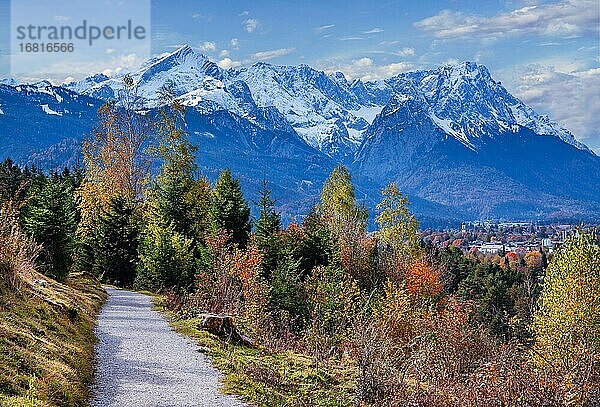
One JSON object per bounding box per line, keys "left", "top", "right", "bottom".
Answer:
{"left": 1, "top": 45, "right": 598, "bottom": 225}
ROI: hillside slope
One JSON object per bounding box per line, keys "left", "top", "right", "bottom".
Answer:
{"left": 0, "top": 272, "right": 106, "bottom": 407}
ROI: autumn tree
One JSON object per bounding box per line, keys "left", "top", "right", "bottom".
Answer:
{"left": 75, "top": 77, "right": 151, "bottom": 275}
{"left": 376, "top": 183, "right": 420, "bottom": 261}
{"left": 319, "top": 165, "right": 367, "bottom": 236}
{"left": 531, "top": 231, "right": 599, "bottom": 402}
{"left": 78, "top": 82, "right": 152, "bottom": 216}
{"left": 319, "top": 165, "right": 374, "bottom": 288}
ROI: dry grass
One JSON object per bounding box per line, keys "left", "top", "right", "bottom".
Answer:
{"left": 151, "top": 292, "right": 356, "bottom": 407}
{"left": 0, "top": 272, "right": 106, "bottom": 407}
{"left": 0, "top": 199, "right": 40, "bottom": 290}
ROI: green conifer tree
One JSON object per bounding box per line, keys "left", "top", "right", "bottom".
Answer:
{"left": 253, "top": 180, "right": 281, "bottom": 277}
{"left": 23, "top": 174, "right": 76, "bottom": 281}
{"left": 136, "top": 90, "right": 210, "bottom": 291}
{"left": 93, "top": 195, "right": 139, "bottom": 286}
{"left": 210, "top": 169, "right": 251, "bottom": 248}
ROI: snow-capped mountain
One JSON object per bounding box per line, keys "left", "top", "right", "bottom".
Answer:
{"left": 0, "top": 81, "right": 101, "bottom": 164}
{"left": 1, "top": 45, "right": 598, "bottom": 223}
{"left": 377, "top": 62, "right": 591, "bottom": 153}
{"left": 63, "top": 46, "right": 591, "bottom": 158}
{"left": 227, "top": 63, "right": 376, "bottom": 159}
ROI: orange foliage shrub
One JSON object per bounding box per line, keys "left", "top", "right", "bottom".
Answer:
{"left": 524, "top": 250, "right": 542, "bottom": 269}
{"left": 405, "top": 257, "right": 443, "bottom": 300}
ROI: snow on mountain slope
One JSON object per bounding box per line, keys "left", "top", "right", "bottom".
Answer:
{"left": 62, "top": 46, "right": 592, "bottom": 156}
{"left": 0, "top": 78, "right": 18, "bottom": 86}
{"left": 228, "top": 63, "right": 373, "bottom": 159}
{"left": 67, "top": 45, "right": 231, "bottom": 108}
{"left": 371, "top": 62, "right": 592, "bottom": 153}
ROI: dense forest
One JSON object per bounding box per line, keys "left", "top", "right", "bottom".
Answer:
{"left": 1, "top": 81, "right": 598, "bottom": 406}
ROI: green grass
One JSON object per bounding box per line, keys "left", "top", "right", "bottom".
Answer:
{"left": 155, "top": 297, "right": 356, "bottom": 407}
{"left": 0, "top": 272, "right": 107, "bottom": 407}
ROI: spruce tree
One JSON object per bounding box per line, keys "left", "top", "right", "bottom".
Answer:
{"left": 136, "top": 91, "right": 210, "bottom": 291}
{"left": 210, "top": 169, "right": 251, "bottom": 248}
{"left": 255, "top": 180, "right": 281, "bottom": 241}
{"left": 93, "top": 195, "right": 139, "bottom": 286}
{"left": 0, "top": 158, "right": 26, "bottom": 202}
{"left": 23, "top": 174, "right": 76, "bottom": 281}
{"left": 147, "top": 91, "right": 208, "bottom": 240}
{"left": 253, "top": 180, "right": 281, "bottom": 277}
{"left": 135, "top": 223, "right": 196, "bottom": 292}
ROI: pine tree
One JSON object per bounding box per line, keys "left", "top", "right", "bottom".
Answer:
{"left": 146, "top": 90, "right": 210, "bottom": 240}
{"left": 540, "top": 248, "right": 548, "bottom": 270}
{"left": 270, "top": 251, "right": 309, "bottom": 328}
{"left": 93, "top": 195, "right": 139, "bottom": 286}
{"left": 136, "top": 91, "right": 210, "bottom": 291}
{"left": 255, "top": 179, "right": 281, "bottom": 241}
{"left": 253, "top": 180, "right": 281, "bottom": 277}
{"left": 210, "top": 169, "right": 251, "bottom": 248}
{"left": 0, "top": 158, "right": 26, "bottom": 203}
{"left": 135, "top": 223, "right": 196, "bottom": 292}
{"left": 23, "top": 174, "right": 76, "bottom": 281}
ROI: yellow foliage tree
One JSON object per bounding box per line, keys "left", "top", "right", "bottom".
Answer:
{"left": 375, "top": 183, "right": 420, "bottom": 276}
{"left": 531, "top": 231, "right": 599, "bottom": 401}
{"left": 319, "top": 164, "right": 368, "bottom": 236}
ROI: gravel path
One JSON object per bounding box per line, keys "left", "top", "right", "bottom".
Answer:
{"left": 91, "top": 287, "right": 246, "bottom": 407}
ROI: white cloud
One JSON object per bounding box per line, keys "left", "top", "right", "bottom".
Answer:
{"left": 199, "top": 41, "right": 216, "bottom": 52}
{"left": 105, "top": 48, "right": 115, "bottom": 54}
{"left": 501, "top": 63, "right": 600, "bottom": 152}
{"left": 395, "top": 47, "right": 415, "bottom": 57}
{"left": 192, "top": 13, "right": 213, "bottom": 21}
{"left": 339, "top": 36, "right": 364, "bottom": 41}
{"left": 363, "top": 28, "right": 384, "bottom": 34}
{"left": 30, "top": 53, "right": 147, "bottom": 84}
{"left": 217, "top": 58, "right": 241, "bottom": 69}
{"left": 230, "top": 38, "right": 240, "bottom": 49}
{"left": 219, "top": 49, "right": 230, "bottom": 57}
{"left": 315, "top": 24, "right": 335, "bottom": 33}
{"left": 244, "top": 18, "right": 260, "bottom": 33}
{"left": 239, "top": 10, "right": 249, "bottom": 17}
{"left": 379, "top": 40, "right": 400, "bottom": 46}
{"left": 415, "top": 0, "right": 599, "bottom": 39}
{"left": 323, "top": 57, "right": 413, "bottom": 81}
{"left": 250, "top": 47, "right": 295, "bottom": 61}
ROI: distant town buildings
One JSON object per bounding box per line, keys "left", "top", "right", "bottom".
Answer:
{"left": 422, "top": 221, "right": 596, "bottom": 255}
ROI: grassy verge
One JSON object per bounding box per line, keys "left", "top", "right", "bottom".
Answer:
{"left": 0, "top": 272, "right": 107, "bottom": 407}
{"left": 153, "top": 297, "right": 356, "bottom": 407}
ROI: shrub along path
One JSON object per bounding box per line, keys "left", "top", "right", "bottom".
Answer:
{"left": 91, "top": 288, "right": 246, "bottom": 407}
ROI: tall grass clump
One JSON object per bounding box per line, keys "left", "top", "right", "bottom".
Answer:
{"left": 0, "top": 198, "right": 40, "bottom": 290}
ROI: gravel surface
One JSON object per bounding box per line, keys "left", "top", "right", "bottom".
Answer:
{"left": 91, "top": 288, "right": 246, "bottom": 407}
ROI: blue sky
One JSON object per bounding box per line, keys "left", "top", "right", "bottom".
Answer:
{"left": 1, "top": 0, "right": 599, "bottom": 151}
